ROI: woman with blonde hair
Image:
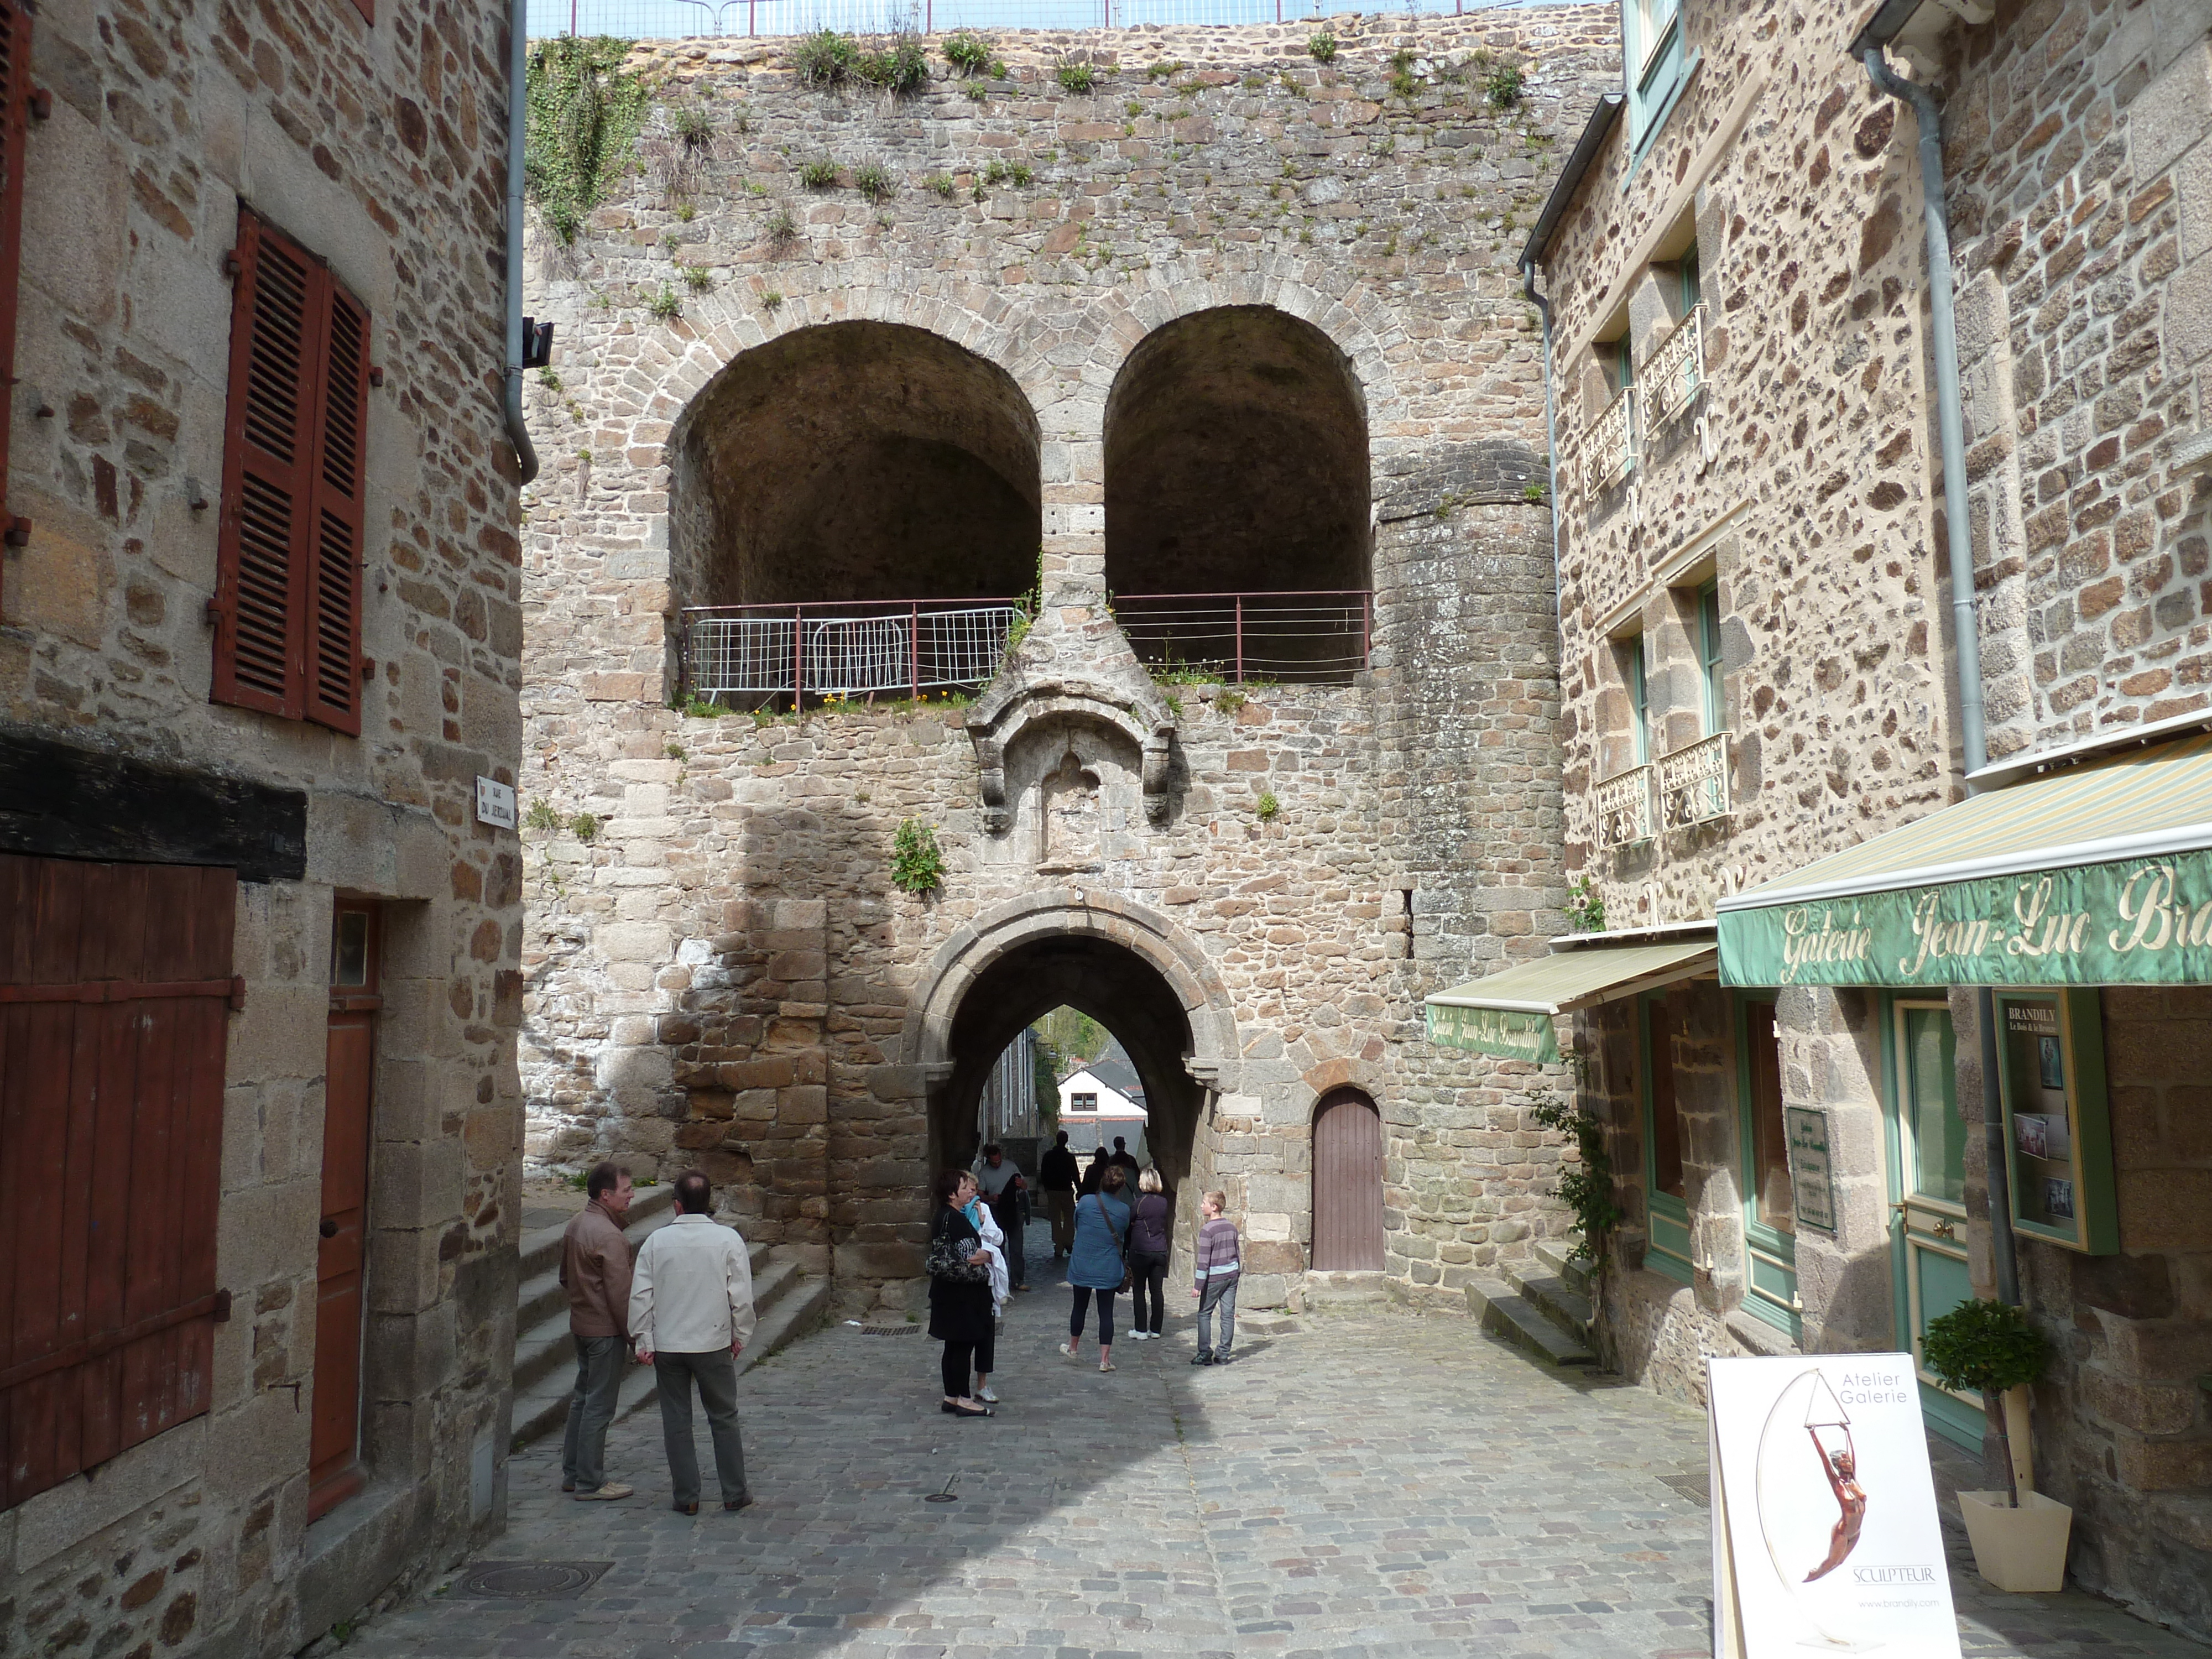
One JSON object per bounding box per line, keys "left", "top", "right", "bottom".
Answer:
{"left": 1126, "top": 1166, "right": 1173, "bottom": 1341}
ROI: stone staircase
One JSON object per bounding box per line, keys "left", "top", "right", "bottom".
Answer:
{"left": 1464, "top": 1237, "right": 1600, "bottom": 1368}
{"left": 510, "top": 1188, "right": 831, "bottom": 1447}
{"left": 1293, "top": 1269, "right": 1394, "bottom": 1313}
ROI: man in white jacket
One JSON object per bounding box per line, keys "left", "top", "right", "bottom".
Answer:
{"left": 628, "top": 1170, "right": 757, "bottom": 1514}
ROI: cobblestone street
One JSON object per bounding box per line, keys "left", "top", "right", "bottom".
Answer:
{"left": 336, "top": 1223, "right": 2200, "bottom": 1659}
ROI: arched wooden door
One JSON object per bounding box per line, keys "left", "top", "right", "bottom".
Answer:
{"left": 1311, "top": 1088, "right": 1385, "bottom": 1271}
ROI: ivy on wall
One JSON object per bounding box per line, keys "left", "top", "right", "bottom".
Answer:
{"left": 525, "top": 36, "right": 650, "bottom": 243}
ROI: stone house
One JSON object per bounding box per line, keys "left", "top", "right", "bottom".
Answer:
{"left": 515, "top": 11, "right": 1623, "bottom": 1317}
{"left": 1507, "top": 0, "right": 2212, "bottom": 1632}
{"left": 1, "top": 1, "right": 527, "bottom": 1653}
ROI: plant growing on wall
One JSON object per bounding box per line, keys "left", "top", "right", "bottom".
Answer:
{"left": 1057, "top": 61, "right": 1098, "bottom": 94}
{"left": 855, "top": 37, "right": 930, "bottom": 95}
{"left": 569, "top": 811, "right": 602, "bottom": 843}
{"left": 891, "top": 819, "right": 946, "bottom": 894}
{"left": 1484, "top": 62, "right": 1526, "bottom": 108}
{"left": 1564, "top": 875, "right": 1604, "bottom": 932}
{"left": 792, "top": 29, "right": 859, "bottom": 85}
{"left": 647, "top": 283, "right": 682, "bottom": 320}
{"left": 800, "top": 158, "right": 839, "bottom": 189}
{"left": 852, "top": 161, "right": 896, "bottom": 202}
{"left": 942, "top": 30, "right": 992, "bottom": 74}
{"left": 1923, "top": 1299, "right": 2049, "bottom": 1508}
{"left": 1255, "top": 791, "right": 1280, "bottom": 820}
{"left": 1307, "top": 33, "right": 1337, "bottom": 63}
{"left": 525, "top": 36, "right": 650, "bottom": 243}
{"left": 1530, "top": 1084, "right": 1621, "bottom": 1263}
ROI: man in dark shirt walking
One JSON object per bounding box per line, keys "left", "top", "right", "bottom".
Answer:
{"left": 1039, "top": 1130, "right": 1080, "bottom": 1260}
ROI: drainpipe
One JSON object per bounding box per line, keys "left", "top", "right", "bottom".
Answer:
{"left": 1521, "top": 258, "right": 1564, "bottom": 610}
{"left": 1861, "top": 45, "right": 2018, "bottom": 1306}
{"left": 504, "top": 0, "right": 540, "bottom": 487}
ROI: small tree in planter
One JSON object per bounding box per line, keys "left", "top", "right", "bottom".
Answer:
{"left": 1922, "top": 1297, "right": 2048, "bottom": 1507}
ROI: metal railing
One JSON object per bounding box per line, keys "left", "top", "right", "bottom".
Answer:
{"left": 1111, "top": 590, "right": 1371, "bottom": 685}
{"left": 1585, "top": 387, "right": 1636, "bottom": 493}
{"left": 539, "top": 0, "right": 1534, "bottom": 38}
{"left": 682, "top": 598, "right": 1024, "bottom": 711}
{"left": 1595, "top": 763, "right": 1653, "bottom": 848}
{"left": 1656, "top": 731, "right": 1730, "bottom": 830}
{"left": 1645, "top": 305, "right": 1704, "bottom": 427}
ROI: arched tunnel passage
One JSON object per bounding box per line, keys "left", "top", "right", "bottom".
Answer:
{"left": 1103, "top": 306, "right": 1373, "bottom": 680}
{"left": 671, "top": 320, "right": 1042, "bottom": 609}
{"left": 928, "top": 933, "right": 1204, "bottom": 1207}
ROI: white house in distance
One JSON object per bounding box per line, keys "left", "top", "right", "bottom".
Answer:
{"left": 1056, "top": 1059, "right": 1149, "bottom": 1157}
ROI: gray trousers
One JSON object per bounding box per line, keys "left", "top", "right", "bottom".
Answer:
{"left": 561, "top": 1334, "right": 625, "bottom": 1491}
{"left": 1198, "top": 1278, "right": 1237, "bottom": 1356}
{"left": 653, "top": 1349, "right": 748, "bottom": 1506}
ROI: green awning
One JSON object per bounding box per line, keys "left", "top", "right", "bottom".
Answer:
{"left": 1425, "top": 939, "right": 1718, "bottom": 1061}
{"left": 1719, "top": 731, "right": 2212, "bottom": 988}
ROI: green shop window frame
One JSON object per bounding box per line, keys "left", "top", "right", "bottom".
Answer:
{"left": 1734, "top": 992, "right": 1800, "bottom": 1338}
{"left": 1640, "top": 990, "right": 1694, "bottom": 1284}
{"left": 1621, "top": 0, "right": 1699, "bottom": 169}
{"left": 1697, "top": 581, "right": 1725, "bottom": 736}
{"left": 1991, "top": 987, "right": 2118, "bottom": 1254}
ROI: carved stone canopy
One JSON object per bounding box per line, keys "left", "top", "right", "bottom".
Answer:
{"left": 966, "top": 676, "right": 1175, "bottom": 834}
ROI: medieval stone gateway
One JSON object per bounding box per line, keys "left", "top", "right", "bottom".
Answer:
{"left": 518, "top": 11, "right": 1616, "bottom": 1314}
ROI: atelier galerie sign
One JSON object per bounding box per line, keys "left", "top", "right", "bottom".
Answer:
{"left": 1708, "top": 1355, "right": 1960, "bottom": 1659}
{"left": 1719, "top": 857, "right": 2212, "bottom": 988}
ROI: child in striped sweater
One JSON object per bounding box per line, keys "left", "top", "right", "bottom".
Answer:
{"left": 1190, "top": 1190, "right": 1240, "bottom": 1366}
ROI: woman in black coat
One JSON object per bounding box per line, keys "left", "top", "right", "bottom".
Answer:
{"left": 926, "top": 1168, "right": 995, "bottom": 1417}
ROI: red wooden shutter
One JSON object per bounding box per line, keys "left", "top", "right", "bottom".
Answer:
{"left": 0, "top": 854, "right": 234, "bottom": 1512}
{"left": 212, "top": 207, "right": 368, "bottom": 732}
{"left": 0, "top": 1, "right": 34, "bottom": 556}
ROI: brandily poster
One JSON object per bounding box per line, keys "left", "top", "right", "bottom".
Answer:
{"left": 1707, "top": 1355, "right": 1960, "bottom": 1659}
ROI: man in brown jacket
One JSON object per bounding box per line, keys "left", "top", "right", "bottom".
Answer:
{"left": 560, "top": 1161, "right": 635, "bottom": 1499}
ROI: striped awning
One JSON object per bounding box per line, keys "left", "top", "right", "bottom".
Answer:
{"left": 1718, "top": 731, "right": 2212, "bottom": 988}
{"left": 1425, "top": 939, "right": 1718, "bottom": 1062}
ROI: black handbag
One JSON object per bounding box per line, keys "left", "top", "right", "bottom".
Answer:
{"left": 1094, "top": 1193, "right": 1133, "bottom": 1293}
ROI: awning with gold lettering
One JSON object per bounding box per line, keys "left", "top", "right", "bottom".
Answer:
{"left": 1425, "top": 937, "right": 1718, "bottom": 1062}
{"left": 1719, "top": 731, "right": 2212, "bottom": 988}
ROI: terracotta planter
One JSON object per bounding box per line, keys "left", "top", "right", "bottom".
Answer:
{"left": 1958, "top": 1489, "right": 2073, "bottom": 1592}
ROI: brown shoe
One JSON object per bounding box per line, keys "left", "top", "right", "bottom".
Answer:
{"left": 671, "top": 1500, "right": 699, "bottom": 1515}
{"left": 573, "top": 1483, "right": 633, "bottom": 1501}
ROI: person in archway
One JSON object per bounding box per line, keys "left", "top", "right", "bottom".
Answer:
{"left": 1062, "top": 1166, "right": 1131, "bottom": 1373}
{"left": 926, "top": 1169, "right": 994, "bottom": 1418}
{"left": 1078, "top": 1146, "right": 1109, "bottom": 1196}
{"left": 1039, "top": 1129, "right": 1080, "bottom": 1261}
{"left": 1108, "top": 1135, "right": 1141, "bottom": 1191}
{"left": 974, "top": 1142, "right": 1028, "bottom": 1293}
{"left": 1126, "top": 1167, "right": 1173, "bottom": 1342}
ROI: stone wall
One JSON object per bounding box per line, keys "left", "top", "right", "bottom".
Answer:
{"left": 1, "top": 1, "right": 524, "bottom": 1653}
{"left": 518, "top": 9, "right": 1619, "bottom": 1310}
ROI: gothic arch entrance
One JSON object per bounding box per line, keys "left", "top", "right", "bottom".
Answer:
{"left": 1311, "top": 1088, "right": 1385, "bottom": 1271}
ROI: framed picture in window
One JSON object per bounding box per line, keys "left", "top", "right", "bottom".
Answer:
{"left": 1991, "top": 988, "right": 2117, "bottom": 1254}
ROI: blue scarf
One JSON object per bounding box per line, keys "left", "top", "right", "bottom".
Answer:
{"left": 963, "top": 1198, "right": 986, "bottom": 1232}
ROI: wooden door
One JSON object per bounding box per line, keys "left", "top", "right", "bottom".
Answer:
{"left": 0, "top": 854, "right": 234, "bottom": 1511}
{"left": 309, "top": 902, "right": 378, "bottom": 1521}
{"left": 1311, "top": 1088, "right": 1385, "bottom": 1271}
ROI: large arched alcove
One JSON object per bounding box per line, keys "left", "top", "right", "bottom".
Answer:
{"left": 671, "top": 321, "right": 1042, "bottom": 608}
{"left": 928, "top": 933, "right": 1206, "bottom": 1196}
{"left": 1103, "top": 306, "right": 1371, "bottom": 599}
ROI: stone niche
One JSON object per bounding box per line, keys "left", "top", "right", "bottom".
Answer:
{"left": 998, "top": 714, "right": 1145, "bottom": 877}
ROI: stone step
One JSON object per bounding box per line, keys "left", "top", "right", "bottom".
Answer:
{"left": 1465, "top": 1276, "right": 1598, "bottom": 1367}
{"left": 1531, "top": 1236, "right": 1596, "bottom": 1300}
{"left": 1297, "top": 1270, "right": 1390, "bottom": 1313}
{"left": 513, "top": 1242, "right": 781, "bottom": 1397}
{"left": 1503, "top": 1266, "right": 1594, "bottom": 1351}
{"left": 734, "top": 1266, "right": 831, "bottom": 1378}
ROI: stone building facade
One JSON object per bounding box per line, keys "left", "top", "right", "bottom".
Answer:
{"left": 1, "top": 2, "right": 525, "bottom": 1655}
{"left": 1529, "top": 0, "right": 2212, "bottom": 1634}
{"left": 517, "top": 11, "right": 1620, "bottom": 1312}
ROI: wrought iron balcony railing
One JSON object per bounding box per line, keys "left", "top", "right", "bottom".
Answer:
{"left": 1111, "top": 590, "right": 1373, "bottom": 686}
{"left": 1645, "top": 305, "right": 1705, "bottom": 427}
{"left": 1586, "top": 386, "right": 1636, "bottom": 493}
{"left": 1595, "top": 763, "right": 1654, "bottom": 848}
{"left": 682, "top": 598, "right": 1024, "bottom": 710}
{"left": 1657, "top": 731, "right": 1731, "bottom": 830}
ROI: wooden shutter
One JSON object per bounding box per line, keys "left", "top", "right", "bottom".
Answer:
{"left": 0, "top": 854, "right": 235, "bottom": 1513}
{"left": 212, "top": 207, "right": 367, "bottom": 733}
{"left": 0, "top": 1, "right": 33, "bottom": 556}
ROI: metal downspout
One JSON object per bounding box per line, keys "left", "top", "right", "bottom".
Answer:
{"left": 1521, "top": 259, "right": 1564, "bottom": 629}
{"left": 1861, "top": 46, "right": 2018, "bottom": 1306}
{"left": 504, "top": 0, "right": 540, "bottom": 487}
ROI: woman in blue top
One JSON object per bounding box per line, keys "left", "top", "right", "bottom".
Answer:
{"left": 1061, "top": 1165, "right": 1131, "bottom": 1373}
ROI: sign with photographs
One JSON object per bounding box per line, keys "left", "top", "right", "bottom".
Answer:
{"left": 1993, "top": 989, "right": 2117, "bottom": 1254}
{"left": 1707, "top": 1354, "right": 1961, "bottom": 1659}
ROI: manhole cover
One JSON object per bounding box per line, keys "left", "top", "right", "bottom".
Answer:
{"left": 924, "top": 1493, "right": 958, "bottom": 1503}
{"left": 855, "top": 1323, "right": 921, "bottom": 1335}
{"left": 452, "top": 1561, "right": 612, "bottom": 1600}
